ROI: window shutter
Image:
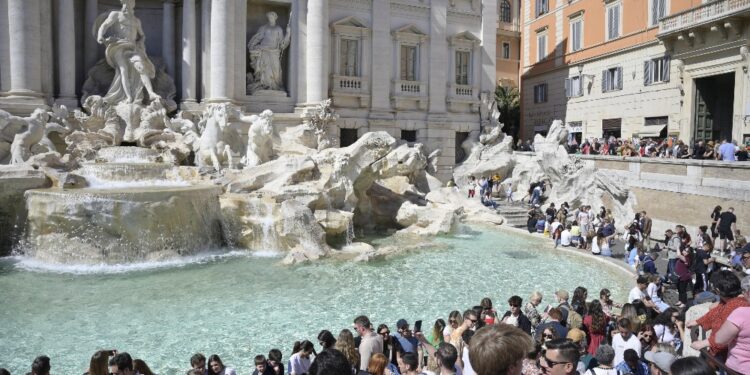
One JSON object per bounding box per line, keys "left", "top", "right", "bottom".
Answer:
{"left": 644, "top": 61, "right": 652, "bottom": 86}
{"left": 543, "top": 84, "right": 547, "bottom": 101}
{"left": 536, "top": 0, "right": 541, "bottom": 16}
{"left": 659, "top": 0, "right": 666, "bottom": 21}
{"left": 614, "top": 5, "right": 620, "bottom": 38}
{"left": 565, "top": 78, "right": 571, "bottom": 98}
{"left": 651, "top": 0, "right": 659, "bottom": 25}
{"left": 662, "top": 55, "right": 671, "bottom": 83}
{"left": 577, "top": 77, "right": 583, "bottom": 96}
{"left": 602, "top": 69, "right": 609, "bottom": 92}
{"left": 607, "top": 7, "right": 614, "bottom": 39}
{"left": 616, "top": 67, "right": 623, "bottom": 90}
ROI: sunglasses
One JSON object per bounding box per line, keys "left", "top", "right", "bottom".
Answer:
{"left": 539, "top": 352, "right": 570, "bottom": 368}
{"left": 379, "top": 331, "right": 390, "bottom": 335}
{"left": 468, "top": 318, "right": 478, "bottom": 323}
{"left": 510, "top": 304, "right": 521, "bottom": 307}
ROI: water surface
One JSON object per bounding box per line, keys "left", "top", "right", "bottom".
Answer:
{"left": 0, "top": 227, "right": 630, "bottom": 375}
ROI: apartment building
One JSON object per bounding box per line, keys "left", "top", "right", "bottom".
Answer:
{"left": 520, "top": 0, "right": 750, "bottom": 145}
{"left": 497, "top": 0, "right": 522, "bottom": 88}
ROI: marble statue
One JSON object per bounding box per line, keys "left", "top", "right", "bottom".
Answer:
{"left": 247, "top": 11, "right": 291, "bottom": 94}
{"left": 96, "top": 0, "right": 161, "bottom": 105}
{"left": 9, "top": 109, "right": 48, "bottom": 164}
{"left": 308, "top": 99, "right": 339, "bottom": 150}
{"left": 196, "top": 104, "right": 233, "bottom": 171}
{"left": 241, "top": 109, "right": 275, "bottom": 168}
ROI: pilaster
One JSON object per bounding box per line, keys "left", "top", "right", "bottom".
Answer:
{"left": 428, "top": 0, "right": 448, "bottom": 113}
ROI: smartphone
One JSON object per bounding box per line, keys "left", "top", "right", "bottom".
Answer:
{"left": 414, "top": 320, "right": 422, "bottom": 333}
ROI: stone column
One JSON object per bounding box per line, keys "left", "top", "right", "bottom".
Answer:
{"left": 370, "top": 0, "right": 391, "bottom": 111}
{"left": 181, "top": 0, "right": 198, "bottom": 104}
{"left": 162, "top": 0, "right": 177, "bottom": 78}
{"left": 208, "top": 0, "right": 234, "bottom": 101}
{"left": 305, "top": 0, "right": 329, "bottom": 105}
{"left": 56, "top": 0, "right": 78, "bottom": 107}
{"left": 7, "top": 0, "right": 42, "bottom": 97}
{"left": 84, "top": 0, "right": 99, "bottom": 73}
{"left": 480, "top": 0, "right": 497, "bottom": 92}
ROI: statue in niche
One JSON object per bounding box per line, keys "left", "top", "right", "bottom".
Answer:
{"left": 96, "top": 0, "right": 161, "bottom": 105}
{"left": 247, "top": 11, "right": 291, "bottom": 94}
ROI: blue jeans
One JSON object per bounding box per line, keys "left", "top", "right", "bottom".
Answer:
{"left": 667, "top": 258, "right": 677, "bottom": 280}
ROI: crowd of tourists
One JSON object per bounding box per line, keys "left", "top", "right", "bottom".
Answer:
{"left": 515, "top": 135, "right": 749, "bottom": 161}
{"left": 570, "top": 137, "right": 749, "bottom": 161}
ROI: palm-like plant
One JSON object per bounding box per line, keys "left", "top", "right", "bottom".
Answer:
{"left": 495, "top": 85, "right": 520, "bottom": 140}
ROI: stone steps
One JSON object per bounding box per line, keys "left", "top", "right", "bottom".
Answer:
{"left": 495, "top": 202, "right": 529, "bottom": 228}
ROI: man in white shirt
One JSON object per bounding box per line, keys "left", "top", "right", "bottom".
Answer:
{"left": 353, "top": 315, "right": 383, "bottom": 371}
{"left": 560, "top": 226, "right": 572, "bottom": 247}
{"left": 628, "top": 275, "right": 649, "bottom": 303}
{"left": 612, "top": 318, "right": 641, "bottom": 365}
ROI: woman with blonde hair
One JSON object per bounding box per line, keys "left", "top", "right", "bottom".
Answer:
{"left": 524, "top": 291, "right": 543, "bottom": 334}
{"left": 619, "top": 303, "right": 641, "bottom": 333}
{"left": 443, "top": 310, "right": 463, "bottom": 342}
{"left": 335, "top": 328, "right": 360, "bottom": 372}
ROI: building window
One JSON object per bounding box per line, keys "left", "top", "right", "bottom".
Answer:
{"left": 501, "top": 0, "right": 512, "bottom": 23}
{"left": 602, "top": 66, "right": 623, "bottom": 92}
{"left": 565, "top": 75, "right": 583, "bottom": 98}
{"left": 644, "top": 56, "right": 670, "bottom": 85}
{"left": 570, "top": 17, "right": 583, "bottom": 52}
{"left": 400, "top": 45, "right": 418, "bottom": 81}
{"left": 537, "top": 33, "right": 547, "bottom": 62}
{"left": 602, "top": 118, "right": 622, "bottom": 138}
{"left": 455, "top": 51, "right": 470, "bottom": 85}
{"left": 536, "top": 0, "right": 549, "bottom": 17}
{"left": 650, "top": 0, "right": 667, "bottom": 26}
{"left": 606, "top": 2, "right": 622, "bottom": 41}
{"left": 401, "top": 130, "right": 417, "bottom": 143}
{"left": 502, "top": 42, "right": 511, "bottom": 59}
{"left": 533, "top": 83, "right": 548, "bottom": 103}
{"left": 340, "top": 39, "right": 359, "bottom": 76}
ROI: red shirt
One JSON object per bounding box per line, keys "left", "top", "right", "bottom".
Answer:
{"left": 696, "top": 296, "right": 750, "bottom": 354}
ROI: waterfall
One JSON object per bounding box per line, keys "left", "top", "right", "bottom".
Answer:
{"left": 346, "top": 219, "right": 355, "bottom": 246}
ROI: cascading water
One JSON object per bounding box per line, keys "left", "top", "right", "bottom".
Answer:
{"left": 346, "top": 220, "right": 356, "bottom": 246}
{"left": 22, "top": 147, "right": 224, "bottom": 264}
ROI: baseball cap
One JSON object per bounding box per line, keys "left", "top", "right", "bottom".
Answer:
{"left": 396, "top": 319, "right": 408, "bottom": 330}
{"left": 644, "top": 351, "right": 676, "bottom": 373}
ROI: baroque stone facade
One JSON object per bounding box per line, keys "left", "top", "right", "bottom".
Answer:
{"left": 0, "top": 0, "right": 499, "bottom": 180}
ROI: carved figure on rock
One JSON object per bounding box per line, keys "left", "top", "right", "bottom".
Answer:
{"left": 96, "top": 0, "right": 160, "bottom": 105}
{"left": 241, "top": 109, "right": 275, "bottom": 168}
{"left": 308, "top": 99, "right": 339, "bottom": 150}
{"left": 544, "top": 120, "right": 568, "bottom": 146}
{"left": 479, "top": 91, "right": 504, "bottom": 146}
{"left": 9, "top": 109, "right": 48, "bottom": 164}
{"left": 196, "top": 104, "right": 233, "bottom": 171}
{"left": 247, "top": 11, "right": 291, "bottom": 94}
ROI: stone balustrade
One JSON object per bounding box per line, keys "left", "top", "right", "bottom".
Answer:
{"left": 659, "top": 0, "right": 750, "bottom": 35}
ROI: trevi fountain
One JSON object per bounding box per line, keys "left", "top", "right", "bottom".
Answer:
{"left": 0, "top": 1, "right": 636, "bottom": 374}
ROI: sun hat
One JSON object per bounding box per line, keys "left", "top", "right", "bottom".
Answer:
{"left": 566, "top": 328, "right": 585, "bottom": 343}
{"left": 644, "top": 351, "right": 677, "bottom": 373}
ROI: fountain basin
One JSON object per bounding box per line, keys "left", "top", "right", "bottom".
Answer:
{"left": 23, "top": 186, "right": 224, "bottom": 264}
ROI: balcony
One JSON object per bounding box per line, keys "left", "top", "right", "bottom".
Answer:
{"left": 391, "top": 80, "right": 427, "bottom": 110}
{"left": 658, "top": 0, "right": 750, "bottom": 37}
{"left": 330, "top": 75, "right": 370, "bottom": 108}
{"left": 447, "top": 84, "right": 480, "bottom": 113}
{"left": 497, "top": 20, "right": 521, "bottom": 34}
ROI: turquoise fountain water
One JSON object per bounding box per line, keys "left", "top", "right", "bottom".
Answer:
{"left": 0, "top": 227, "right": 631, "bottom": 375}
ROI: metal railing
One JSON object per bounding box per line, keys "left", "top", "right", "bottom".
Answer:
{"left": 659, "top": 0, "right": 750, "bottom": 35}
